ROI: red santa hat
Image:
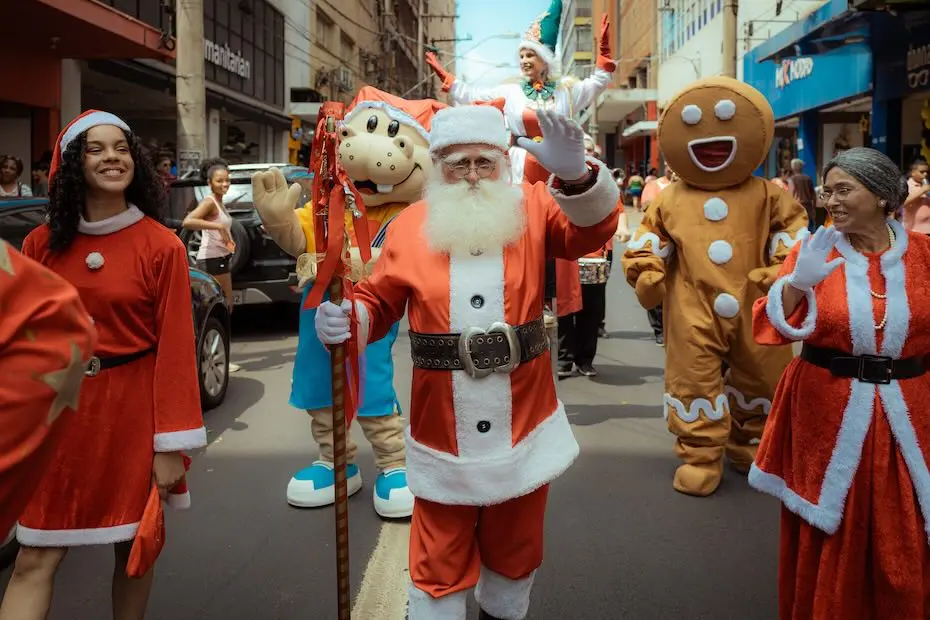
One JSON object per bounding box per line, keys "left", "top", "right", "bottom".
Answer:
{"left": 428, "top": 103, "right": 510, "bottom": 156}
{"left": 49, "top": 110, "right": 132, "bottom": 185}
{"left": 343, "top": 86, "right": 448, "bottom": 142}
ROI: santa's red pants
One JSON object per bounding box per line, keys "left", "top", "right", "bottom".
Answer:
{"left": 407, "top": 485, "right": 549, "bottom": 619}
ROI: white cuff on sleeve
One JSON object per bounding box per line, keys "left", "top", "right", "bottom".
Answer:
{"left": 548, "top": 158, "right": 620, "bottom": 228}
{"left": 766, "top": 276, "right": 817, "bottom": 340}
{"left": 154, "top": 427, "right": 208, "bottom": 452}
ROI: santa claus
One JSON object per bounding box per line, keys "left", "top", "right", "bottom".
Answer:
{"left": 313, "top": 106, "right": 618, "bottom": 619}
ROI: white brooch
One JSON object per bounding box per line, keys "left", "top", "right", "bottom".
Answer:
{"left": 85, "top": 252, "right": 105, "bottom": 271}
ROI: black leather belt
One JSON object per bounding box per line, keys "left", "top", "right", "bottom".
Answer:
{"left": 800, "top": 344, "right": 927, "bottom": 385}
{"left": 86, "top": 348, "right": 155, "bottom": 377}
{"left": 410, "top": 317, "right": 549, "bottom": 379}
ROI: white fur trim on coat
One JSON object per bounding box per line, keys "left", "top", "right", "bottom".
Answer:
{"left": 17, "top": 521, "right": 139, "bottom": 547}
{"left": 167, "top": 490, "right": 191, "bottom": 510}
{"left": 547, "top": 158, "right": 619, "bottom": 228}
{"left": 154, "top": 427, "right": 208, "bottom": 452}
{"left": 429, "top": 106, "right": 510, "bottom": 155}
{"left": 343, "top": 101, "right": 430, "bottom": 142}
{"left": 405, "top": 402, "right": 579, "bottom": 506}
{"left": 749, "top": 219, "right": 930, "bottom": 536}
{"left": 62, "top": 111, "right": 131, "bottom": 151}
{"left": 77, "top": 204, "right": 144, "bottom": 235}
{"left": 475, "top": 566, "right": 536, "bottom": 620}
{"left": 765, "top": 275, "right": 817, "bottom": 340}
{"left": 407, "top": 583, "right": 467, "bottom": 620}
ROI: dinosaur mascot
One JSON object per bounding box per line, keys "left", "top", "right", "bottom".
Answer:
{"left": 254, "top": 86, "right": 445, "bottom": 518}
{"left": 622, "top": 77, "right": 808, "bottom": 497}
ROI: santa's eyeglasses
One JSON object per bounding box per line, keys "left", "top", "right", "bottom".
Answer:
{"left": 442, "top": 157, "right": 498, "bottom": 178}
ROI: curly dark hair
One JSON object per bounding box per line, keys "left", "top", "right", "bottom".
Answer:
{"left": 199, "top": 157, "right": 229, "bottom": 183}
{"left": 47, "top": 130, "right": 166, "bottom": 252}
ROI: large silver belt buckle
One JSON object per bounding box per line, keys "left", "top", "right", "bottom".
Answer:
{"left": 85, "top": 356, "right": 101, "bottom": 377}
{"left": 458, "top": 322, "right": 522, "bottom": 379}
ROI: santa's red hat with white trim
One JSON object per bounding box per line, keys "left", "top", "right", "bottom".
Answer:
{"left": 49, "top": 110, "right": 132, "bottom": 185}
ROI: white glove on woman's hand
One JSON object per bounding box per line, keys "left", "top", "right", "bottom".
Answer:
{"left": 516, "top": 110, "right": 588, "bottom": 182}
{"left": 315, "top": 300, "right": 353, "bottom": 345}
{"left": 786, "top": 226, "right": 845, "bottom": 291}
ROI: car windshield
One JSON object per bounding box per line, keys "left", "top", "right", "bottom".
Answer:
{"left": 194, "top": 183, "right": 252, "bottom": 207}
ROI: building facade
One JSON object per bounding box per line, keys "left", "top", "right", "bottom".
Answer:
{"left": 0, "top": 0, "right": 172, "bottom": 187}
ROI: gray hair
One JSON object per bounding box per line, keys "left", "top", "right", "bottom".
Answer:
{"left": 790, "top": 158, "right": 804, "bottom": 173}
{"left": 823, "top": 147, "right": 908, "bottom": 214}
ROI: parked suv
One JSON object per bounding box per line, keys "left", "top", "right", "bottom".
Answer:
{"left": 0, "top": 197, "right": 232, "bottom": 570}
{"left": 168, "top": 163, "right": 309, "bottom": 307}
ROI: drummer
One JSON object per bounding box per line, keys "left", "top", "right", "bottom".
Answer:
{"left": 557, "top": 135, "right": 616, "bottom": 378}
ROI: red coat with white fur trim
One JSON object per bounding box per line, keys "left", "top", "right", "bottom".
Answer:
{"left": 750, "top": 221, "right": 930, "bottom": 537}
{"left": 353, "top": 165, "right": 619, "bottom": 506}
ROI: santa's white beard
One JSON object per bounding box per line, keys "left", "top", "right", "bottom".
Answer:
{"left": 423, "top": 174, "right": 526, "bottom": 258}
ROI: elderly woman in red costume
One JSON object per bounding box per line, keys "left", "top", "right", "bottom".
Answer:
{"left": 0, "top": 111, "right": 206, "bottom": 620}
{"left": 750, "top": 146, "right": 930, "bottom": 619}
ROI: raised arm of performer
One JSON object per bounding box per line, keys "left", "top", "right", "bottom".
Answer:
{"left": 425, "top": 51, "right": 504, "bottom": 104}
{"left": 747, "top": 185, "right": 811, "bottom": 292}
{"left": 0, "top": 241, "right": 97, "bottom": 538}
{"left": 622, "top": 194, "right": 675, "bottom": 310}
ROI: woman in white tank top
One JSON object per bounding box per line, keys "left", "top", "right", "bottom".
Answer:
{"left": 182, "top": 159, "right": 235, "bottom": 308}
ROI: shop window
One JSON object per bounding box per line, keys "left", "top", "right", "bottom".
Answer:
{"left": 341, "top": 33, "right": 356, "bottom": 64}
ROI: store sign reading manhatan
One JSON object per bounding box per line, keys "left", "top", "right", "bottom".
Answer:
{"left": 204, "top": 39, "right": 251, "bottom": 80}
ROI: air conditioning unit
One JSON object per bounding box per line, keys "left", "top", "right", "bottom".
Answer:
{"left": 338, "top": 67, "right": 354, "bottom": 92}
{"left": 658, "top": 0, "right": 674, "bottom": 12}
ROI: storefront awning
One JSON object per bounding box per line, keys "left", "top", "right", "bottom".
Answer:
{"left": 752, "top": 0, "right": 869, "bottom": 62}
{"left": 2, "top": 0, "right": 174, "bottom": 61}
{"left": 594, "top": 88, "right": 658, "bottom": 124}
{"left": 622, "top": 120, "right": 658, "bottom": 139}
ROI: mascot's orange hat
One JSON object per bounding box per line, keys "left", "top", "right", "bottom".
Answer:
{"left": 49, "top": 110, "right": 131, "bottom": 186}
{"left": 344, "top": 86, "right": 450, "bottom": 141}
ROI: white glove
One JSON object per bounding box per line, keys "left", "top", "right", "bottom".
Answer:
{"left": 786, "top": 226, "right": 845, "bottom": 291}
{"left": 516, "top": 110, "right": 588, "bottom": 181}
{"left": 315, "top": 300, "right": 353, "bottom": 345}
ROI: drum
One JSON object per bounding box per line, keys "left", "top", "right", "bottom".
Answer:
{"left": 578, "top": 258, "right": 609, "bottom": 285}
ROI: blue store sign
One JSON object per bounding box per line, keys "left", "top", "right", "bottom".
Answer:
{"left": 743, "top": 41, "right": 873, "bottom": 120}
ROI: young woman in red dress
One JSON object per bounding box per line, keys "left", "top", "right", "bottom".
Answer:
{"left": 0, "top": 111, "right": 207, "bottom": 620}
{"left": 751, "top": 147, "right": 930, "bottom": 619}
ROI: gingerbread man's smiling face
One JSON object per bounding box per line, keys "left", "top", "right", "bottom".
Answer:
{"left": 659, "top": 76, "right": 774, "bottom": 191}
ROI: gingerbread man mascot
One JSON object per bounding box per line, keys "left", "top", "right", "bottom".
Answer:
{"left": 253, "top": 87, "right": 445, "bottom": 518}
{"left": 622, "top": 77, "right": 808, "bottom": 497}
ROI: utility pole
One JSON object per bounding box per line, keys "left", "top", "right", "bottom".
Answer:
{"left": 417, "top": 0, "right": 425, "bottom": 98}
{"left": 177, "top": 0, "right": 207, "bottom": 178}
{"left": 722, "top": 0, "right": 738, "bottom": 78}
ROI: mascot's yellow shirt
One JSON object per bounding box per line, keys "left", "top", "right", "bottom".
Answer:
{"left": 295, "top": 202, "right": 408, "bottom": 254}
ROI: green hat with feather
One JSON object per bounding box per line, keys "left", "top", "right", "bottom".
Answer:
{"left": 519, "top": 0, "right": 563, "bottom": 73}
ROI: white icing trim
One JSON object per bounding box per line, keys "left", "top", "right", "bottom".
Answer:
{"left": 547, "top": 158, "right": 619, "bottom": 227}
{"left": 154, "top": 427, "right": 207, "bottom": 452}
{"left": 663, "top": 393, "right": 729, "bottom": 423}
{"left": 62, "top": 111, "right": 131, "bottom": 151}
{"left": 475, "top": 566, "right": 536, "bottom": 620}
{"left": 17, "top": 521, "right": 138, "bottom": 547}
{"left": 687, "top": 136, "right": 738, "bottom": 173}
{"left": 626, "top": 231, "right": 673, "bottom": 259}
{"left": 724, "top": 385, "right": 772, "bottom": 416}
{"left": 405, "top": 402, "right": 579, "bottom": 506}
{"left": 78, "top": 205, "right": 144, "bottom": 235}
{"left": 407, "top": 583, "right": 468, "bottom": 620}
{"left": 765, "top": 276, "right": 817, "bottom": 340}
{"left": 751, "top": 220, "right": 917, "bottom": 535}
{"left": 343, "top": 101, "right": 429, "bottom": 142}
{"left": 769, "top": 229, "right": 807, "bottom": 259}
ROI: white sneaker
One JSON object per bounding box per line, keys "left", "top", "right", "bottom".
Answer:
{"left": 228, "top": 363, "right": 241, "bottom": 373}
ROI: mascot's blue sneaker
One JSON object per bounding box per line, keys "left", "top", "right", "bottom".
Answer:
{"left": 287, "top": 460, "right": 363, "bottom": 508}
{"left": 373, "top": 467, "right": 414, "bottom": 518}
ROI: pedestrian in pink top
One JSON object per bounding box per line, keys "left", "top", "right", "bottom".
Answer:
{"left": 902, "top": 158, "right": 930, "bottom": 234}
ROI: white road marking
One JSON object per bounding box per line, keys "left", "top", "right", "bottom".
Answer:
{"left": 352, "top": 522, "right": 411, "bottom": 619}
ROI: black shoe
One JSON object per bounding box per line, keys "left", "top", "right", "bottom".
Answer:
{"left": 478, "top": 610, "right": 504, "bottom": 620}
{"left": 558, "top": 362, "right": 574, "bottom": 378}
{"left": 577, "top": 363, "right": 598, "bottom": 377}
{"left": 655, "top": 333, "right": 664, "bottom": 346}
{"left": 598, "top": 326, "right": 608, "bottom": 338}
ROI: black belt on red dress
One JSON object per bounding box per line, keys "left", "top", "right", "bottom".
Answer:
{"left": 409, "top": 316, "right": 549, "bottom": 379}
{"left": 800, "top": 343, "right": 927, "bottom": 385}
{"left": 85, "top": 348, "right": 155, "bottom": 377}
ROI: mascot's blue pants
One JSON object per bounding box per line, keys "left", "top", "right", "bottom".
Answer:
{"left": 289, "top": 288, "right": 401, "bottom": 416}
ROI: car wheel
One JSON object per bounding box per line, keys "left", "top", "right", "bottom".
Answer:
{"left": 228, "top": 219, "right": 251, "bottom": 274}
{"left": 199, "top": 315, "right": 230, "bottom": 410}
{"left": 180, "top": 229, "right": 202, "bottom": 266}
{"left": 0, "top": 525, "right": 18, "bottom": 570}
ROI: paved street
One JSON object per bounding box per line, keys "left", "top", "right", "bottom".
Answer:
{"left": 1, "top": 209, "right": 782, "bottom": 619}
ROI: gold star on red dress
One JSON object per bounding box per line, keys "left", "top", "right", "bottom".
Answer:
{"left": 39, "top": 342, "right": 87, "bottom": 425}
